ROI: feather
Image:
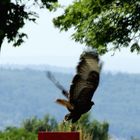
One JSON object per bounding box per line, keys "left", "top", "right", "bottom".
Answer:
{"left": 46, "top": 50, "right": 101, "bottom": 123}
{"left": 56, "top": 99, "right": 74, "bottom": 110}
{"left": 46, "top": 71, "right": 69, "bottom": 99}
{"left": 69, "top": 51, "right": 101, "bottom": 104}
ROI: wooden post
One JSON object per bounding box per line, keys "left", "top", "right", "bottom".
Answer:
{"left": 38, "top": 132, "right": 80, "bottom": 140}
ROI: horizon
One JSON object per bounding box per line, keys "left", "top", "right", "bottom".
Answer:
{"left": 0, "top": 63, "right": 140, "bottom": 75}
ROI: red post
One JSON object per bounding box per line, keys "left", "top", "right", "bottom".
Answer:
{"left": 38, "top": 132, "right": 80, "bottom": 140}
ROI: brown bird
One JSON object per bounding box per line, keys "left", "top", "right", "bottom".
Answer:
{"left": 47, "top": 50, "right": 101, "bottom": 123}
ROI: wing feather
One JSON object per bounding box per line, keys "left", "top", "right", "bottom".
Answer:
{"left": 77, "top": 53, "right": 100, "bottom": 80}
{"left": 69, "top": 51, "right": 101, "bottom": 104}
{"left": 70, "top": 75, "right": 89, "bottom": 100}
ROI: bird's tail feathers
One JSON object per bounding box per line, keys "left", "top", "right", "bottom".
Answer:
{"left": 46, "top": 71, "right": 69, "bottom": 99}
{"left": 56, "top": 99, "right": 74, "bottom": 110}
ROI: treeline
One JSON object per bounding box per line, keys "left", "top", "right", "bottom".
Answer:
{"left": 0, "top": 113, "right": 109, "bottom": 140}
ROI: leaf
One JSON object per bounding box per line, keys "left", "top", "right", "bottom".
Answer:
{"left": 131, "top": 43, "right": 140, "bottom": 54}
{"left": 53, "top": 0, "right": 140, "bottom": 55}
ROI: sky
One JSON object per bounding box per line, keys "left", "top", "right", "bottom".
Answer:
{"left": 0, "top": 1, "right": 140, "bottom": 74}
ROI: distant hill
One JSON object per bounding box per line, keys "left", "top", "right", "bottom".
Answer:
{"left": 0, "top": 67, "right": 140, "bottom": 139}
{"left": 0, "top": 64, "right": 75, "bottom": 73}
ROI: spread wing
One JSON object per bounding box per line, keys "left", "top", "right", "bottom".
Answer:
{"left": 69, "top": 51, "right": 101, "bottom": 104}
{"left": 46, "top": 71, "right": 69, "bottom": 99}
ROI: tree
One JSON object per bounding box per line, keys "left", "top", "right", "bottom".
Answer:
{"left": 0, "top": 113, "right": 109, "bottom": 140}
{"left": 53, "top": 0, "right": 140, "bottom": 55}
{"left": 0, "top": 0, "right": 58, "bottom": 50}
{"left": 22, "top": 114, "right": 57, "bottom": 133}
{"left": 0, "top": 127, "right": 37, "bottom": 140}
{"left": 57, "top": 113, "right": 109, "bottom": 140}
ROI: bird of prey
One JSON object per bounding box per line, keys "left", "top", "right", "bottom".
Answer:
{"left": 47, "top": 50, "right": 101, "bottom": 123}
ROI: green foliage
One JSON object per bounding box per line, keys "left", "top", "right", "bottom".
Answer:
{"left": 22, "top": 114, "right": 57, "bottom": 133}
{"left": 53, "top": 0, "right": 140, "bottom": 55}
{"left": 41, "top": 0, "right": 60, "bottom": 11}
{"left": 56, "top": 113, "right": 109, "bottom": 140}
{"left": 78, "top": 113, "right": 109, "bottom": 140}
{"left": 0, "top": 127, "right": 37, "bottom": 140}
{"left": 0, "top": 0, "right": 58, "bottom": 48}
{"left": 0, "top": 113, "right": 109, "bottom": 140}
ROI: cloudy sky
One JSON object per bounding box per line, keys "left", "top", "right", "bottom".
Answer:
{"left": 0, "top": 1, "right": 140, "bottom": 74}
